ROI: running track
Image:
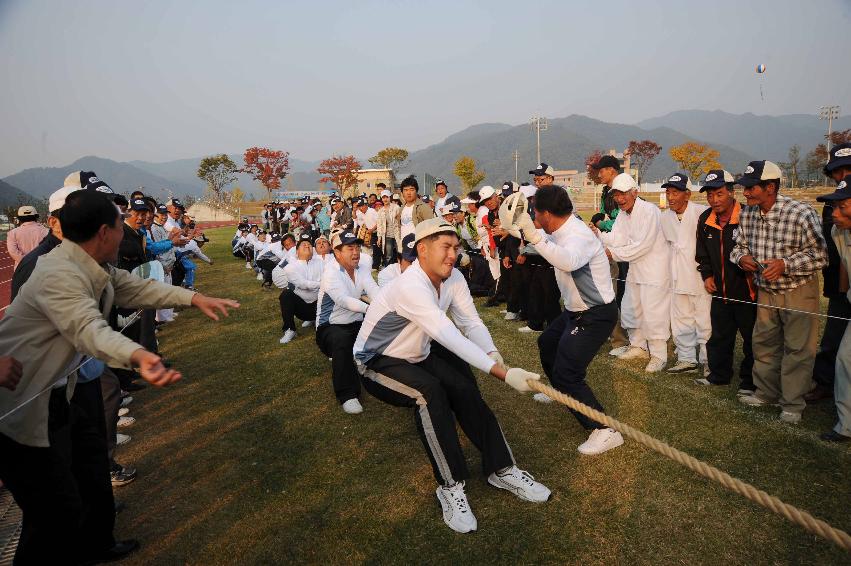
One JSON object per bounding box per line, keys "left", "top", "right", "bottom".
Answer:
{"left": 0, "top": 221, "right": 234, "bottom": 318}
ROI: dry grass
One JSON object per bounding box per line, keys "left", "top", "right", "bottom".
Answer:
{"left": 115, "top": 227, "right": 851, "bottom": 565}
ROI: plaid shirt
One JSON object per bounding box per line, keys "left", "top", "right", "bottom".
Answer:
{"left": 730, "top": 196, "right": 827, "bottom": 292}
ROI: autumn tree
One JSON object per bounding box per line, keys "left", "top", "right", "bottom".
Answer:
{"left": 585, "top": 149, "right": 604, "bottom": 185}
{"left": 197, "top": 154, "right": 238, "bottom": 202}
{"left": 626, "top": 140, "right": 661, "bottom": 184}
{"left": 778, "top": 145, "right": 801, "bottom": 188}
{"left": 668, "top": 141, "right": 721, "bottom": 183}
{"left": 368, "top": 147, "right": 409, "bottom": 170}
{"left": 317, "top": 155, "right": 362, "bottom": 198}
{"left": 453, "top": 156, "right": 486, "bottom": 193}
{"left": 241, "top": 147, "right": 290, "bottom": 200}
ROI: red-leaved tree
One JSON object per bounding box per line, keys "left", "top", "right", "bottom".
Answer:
{"left": 242, "top": 147, "right": 290, "bottom": 200}
{"left": 585, "top": 149, "right": 604, "bottom": 185}
{"left": 626, "top": 139, "right": 662, "bottom": 184}
{"left": 317, "top": 155, "right": 362, "bottom": 198}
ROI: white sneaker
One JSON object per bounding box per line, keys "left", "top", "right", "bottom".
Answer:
{"left": 533, "top": 393, "right": 554, "bottom": 404}
{"left": 279, "top": 329, "right": 297, "bottom": 344}
{"left": 667, "top": 360, "right": 698, "bottom": 373}
{"left": 116, "top": 433, "right": 131, "bottom": 446}
{"left": 645, "top": 357, "right": 666, "bottom": 373}
{"left": 256, "top": 273, "right": 263, "bottom": 281}
{"left": 342, "top": 398, "right": 363, "bottom": 414}
{"left": 245, "top": 262, "right": 251, "bottom": 269}
{"left": 779, "top": 410, "right": 801, "bottom": 424}
{"left": 738, "top": 394, "right": 776, "bottom": 407}
{"left": 301, "top": 320, "right": 314, "bottom": 328}
{"left": 737, "top": 388, "right": 756, "bottom": 396}
{"left": 608, "top": 345, "right": 630, "bottom": 357}
{"left": 118, "top": 407, "right": 130, "bottom": 417}
{"left": 577, "top": 428, "right": 624, "bottom": 455}
{"left": 617, "top": 346, "right": 649, "bottom": 360}
{"left": 499, "top": 310, "right": 508, "bottom": 314}
{"left": 120, "top": 396, "right": 133, "bottom": 408}
{"left": 518, "top": 326, "right": 541, "bottom": 333}
{"left": 504, "top": 312, "right": 519, "bottom": 321}
{"left": 488, "top": 466, "right": 551, "bottom": 502}
{"left": 436, "top": 482, "right": 477, "bottom": 533}
{"left": 117, "top": 416, "right": 135, "bottom": 428}
{"left": 703, "top": 364, "right": 711, "bottom": 378}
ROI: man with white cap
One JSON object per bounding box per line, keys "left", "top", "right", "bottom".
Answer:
{"left": 377, "top": 186, "right": 401, "bottom": 266}
{"left": 7, "top": 205, "right": 48, "bottom": 267}
{"left": 731, "top": 160, "right": 827, "bottom": 424}
{"left": 659, "top": 173, "right": 710, "bottom": 374}
{"left": 477, "top": 186, "right": 502, "bottom": 305}
{"left": 353, "top": 217, "right": 550, "bottom": 534}
{"left": 315, "top": 230, "right": 381, "bottom": 414}
{"left": 595, "top": 173, "right": 671, "bottom": 373}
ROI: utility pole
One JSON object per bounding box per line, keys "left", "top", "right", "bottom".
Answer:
{"left": 819, "top": 105, "right": 840, "bottom": 153}
{"left": 512, "top": 150, "right": 520, "bottom": 183}
{"left": 530, "top": 115, "right": 548, "bottom": 164}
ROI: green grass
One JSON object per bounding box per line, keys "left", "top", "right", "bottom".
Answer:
{"left": 116, "top": 227, "right": 851, "bottom": 565}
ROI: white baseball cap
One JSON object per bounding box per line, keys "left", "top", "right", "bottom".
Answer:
{"left": 478, "top": 186, "right": 497, "bottom": 202}
{"left": 519, "top": 184, "right": 537, "bottom": 198}
{"left": 48, "top": 186, "right": 82, "bottom": 214}
{"left": 610, "top": 173, "right": 638, "bottom": 193}
{"left": 380, "top": 189, "right": 392, "bottom": 197}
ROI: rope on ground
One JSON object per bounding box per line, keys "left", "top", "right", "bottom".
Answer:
{"left": 527, "top": 380, "right": 851, "bottom": 553}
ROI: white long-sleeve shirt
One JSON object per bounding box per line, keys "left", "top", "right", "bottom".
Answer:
{"left": 353, "top": 262, "right": 497, "bottom": 374}
{"left": 660, "top": 201, "right": 709, "bottom": 295}
{"left": 182, "top": 239, "right": 211, "bottom": 264}
{"left": 316, "top": 261, "right": 380, "bottom": 326}
{"left": 355, "top": 207, "right": 378, "bottom": 231}
{"left": 377, "top": 263, "right": 401, "bottom": 287}
{"left": 600, "top": 197, "right": 670, "bottom": 284}
{"left": 283, "top": 256, "right": 324, "bottom": 302}
{"left": 530, "top": 215, "right": 615, "bottom": 312}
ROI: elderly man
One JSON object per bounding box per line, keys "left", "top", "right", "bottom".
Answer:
{"left": 596, "top": 173, "right": 671, "bottom": 373}
{"left": 0, "top": 189, "right": 238, "bottom": 565}
{"left": 731, "top": 160, "right": 827, "bottom": 423}
{"left": 6, "top": 205, "right": 48, "bottom": 267}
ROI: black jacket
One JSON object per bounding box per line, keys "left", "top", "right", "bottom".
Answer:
{"left": 695, "top": 201, "right": 755, "bottom": 302}
{"left": 116, "top": 223, "right": 146, "bottom": 273}
{"left": 11, "top": 232, "right": 62, "bottom": 301}
{"left": 821, "top": 203, "right": 842, "bottom": 297}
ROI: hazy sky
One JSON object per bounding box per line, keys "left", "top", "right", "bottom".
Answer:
{"left": 1, "top": 0, "right": 849, "bottom": 176}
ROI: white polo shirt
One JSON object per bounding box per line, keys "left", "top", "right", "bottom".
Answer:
{"left": 284, "top": 256, "right": 324, "bottom": 303}
{"left": 316, "top": 261, "right": 380, "bottom": 326}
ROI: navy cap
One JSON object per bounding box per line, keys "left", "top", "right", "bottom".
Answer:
{"left": 529, "top": 163, "right": 555, "bottom": 176}
{"left": 661, "top": 172, "right": 691, "bottom": 191}
{"left": 421, "top": 195, "right": 431, "bottom": 202}
{"left": 270, "top": 232, "right": 282, "bottom": 242}
{"left": 129, "top": 198, "right": 148, "bottom": 211}
{"left": 257, "top": 229, "right": 267, "bottom": 235}
{"left": 157, "top": 204, "right": 168, "bottom": 213}
{"left": 168, "top": 198, "right": 185, "bottom": 209}
{"left": 297, "top": 232, "right": 313, "bottom": 245}
{"left": 400, "top": 233, "right": 417, "bottom": 262}
{"left": 700, "top": 170, "right": 736, "bottom": 191}
{"left": 825, "top": 143, "right": 851, "bottom": 175}
{"left": 736, "top": 160, "right": 783, "bottom": 188}
{"left": 435, "top": 179, "right": 447, "bottom": 188}
{"left": 591, "top": 155, "right": 620, "bottom": 171}
{"left": 80, "top": 172, "right": 114, "bottom": 194}
{"left": 817, "top": 175, "right": 851, "bottom": 202}
{"left": 332, "top": 230, "right": 363, "bottom": 248}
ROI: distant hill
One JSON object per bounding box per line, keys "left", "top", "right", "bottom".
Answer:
{"left": 3, "top": 156, "right": 201, "bottom": 202}
{"left": 637, "top": 110, "right": 851, "bottom": 163}
{"left": 0, "top": 179, "right": 40, "bottom": 210}
{"left": 406, "top": 114, "right": 755, "bottom": 190}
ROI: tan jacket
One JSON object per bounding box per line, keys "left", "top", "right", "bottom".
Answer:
{"left": 394, "top": 199, "right": 434, "bottom": 232}
{"left": 0, "top": 239, "right": 196, "bottom": 447}
{"left": 378, "top": 202, "right": 401, "bottom": 242}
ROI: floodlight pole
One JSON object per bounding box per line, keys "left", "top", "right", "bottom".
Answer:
{"left": 819, "top": 105, "right": 840, "bottom": 153}
{"left": 530, "top": 115, "right": 548, "bottom": 164}
{"left": 512, "top": 150, "right": 520, "bottom": 183}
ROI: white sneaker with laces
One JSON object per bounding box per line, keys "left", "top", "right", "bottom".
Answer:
{"left": 504, "top": 312, "right": 519, "bottom": 321}
{"left": 645, "top": 357, "right": 666, "bottom": 373}
{"left": 117, "top": 416, "right": 135, "bottom": 428}
{"left": 279, "top": 329, "right": 297, "bottom": 344}
{"left": 518, "top": 326, "right": 541, "bottom": 333}
{"left": 120, "top": 396, "right": 133, "bottom": 408}
{"left": 667, "top": 360, "right": 698, "bottom": 373}
{"left": 342, "top": 398, "right": 363, "bottom": 414}
{"left": 118, "top": 407, "right": 130, "bottom": 417}
{"left": 488, "top": 466, "right": 551, "bottom": 502}
{"left": 301, "top": 320, "right": 314, "bottom": 328}
{"left": 617, "top": 346, "right": 649, "bottom": 360}
{"left": 608, "top": 345, "right": 630, "bottom": 357}
{"left": 116, "top": 433, "right": 131, "bottom": 446}
{"left": 436, "top": 482, "right": 477, "bottom": 533}
{"left": 533, "top": 393, "right": 554, "bottom": 404}
{"left": 577, "top": 428, "right": 624, "bottom": 455}
{"left": 779, "top": 410, "right": 801, "bottom": 424}
{"left": 739, "top": 394, "right": 775, "bottom": 407}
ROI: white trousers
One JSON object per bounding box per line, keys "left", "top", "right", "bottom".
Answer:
{"left": 621, "top": 281, "right": 671, "bottom": 361}
{"left": 157, "top": 272, "right": 175, "bottom": 322}
{"left": 670, "top": 292, "right": 711, "bottom": 363}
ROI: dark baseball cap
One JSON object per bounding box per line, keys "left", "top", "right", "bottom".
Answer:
{"left": 700, "top": 170, "right": 735, "bottom": 191}
{"left": 129, "top": 198, "right": 149, "bottom": 211}
{"left": 661, "top": 172, "right": 691, "bottom": 191}
{"left": 591, "top": 155, "right": 620, "bottom": 170}
{"left": 435, "top": 179, "right": 447, "bottom": 188}
{"left": 817, "top": 175, "right": 851, "bottom": 202}
{"left": 400, "top": 233, "right": 417, "bottom": 262}
{"left": 825, "top": 143, "right": 851, "bottom": 175}
{"left": 529, "top": 163, "right": 555, "bottom": 176}
{"left": 297, "top": 232, "right": 313, "bottom": 245}
{"left": 331, "top": 230, "right": 363, "bottom": 248}
{"left": 736, "top": 161, "right": 783, "bottom": 188}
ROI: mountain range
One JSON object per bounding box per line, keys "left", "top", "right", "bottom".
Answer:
{"left": 1, "top": 109, "right": 844, "bottom": 202}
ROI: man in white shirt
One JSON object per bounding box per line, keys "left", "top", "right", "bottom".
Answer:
{"left": 508, "top": 186, "right": 625, "bottom": 455}
{"left": 353, "top": 217, "right": 549, "bottom": 534}
{"left": 596, "top": 173, "right": 671, "bottom": 373}
{"left": 377, "top": 233, "right": 416, "bottom": 287}
{"left": 434, "top": 179, "right": 461, "bottom": 211}
{"left": 316, "top": 231, "right": 381, "bottom": 414}
{"left": 659, "top": 173, "right": 711, "bottom": 373}
{"left": 279, "top": 234, "right": 323, "bottom": 344}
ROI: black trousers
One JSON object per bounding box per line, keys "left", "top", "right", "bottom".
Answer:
{"left": 0, "top": 382, "right": 116, "bottom": 565}
{"left": 99, "top": 367, "right": 121, "bottom": 467}
{"left": 526, "top": 263, "right": 561, "bottom": 330}
{"left": 362, "top": 343, "right": 514, "bottom": 485}
{"left": 316, "top": 322, "right": 362, "bottom": 403}
{"left": 468, "top": 252, "right": 495, "bottom": 297}
{"left": 706, "top": 298, "right": 756, "bottom": 389}
{"left": 256, "top": 258, "right": 278, "bottom": 285}
{"left": 538, "top": 303, "right": 617, "bottom": 430}
{"left": 279, "top": 289, "right": 316, "bottom": 332}
{"left": 507, "top": 262, "right": 525, "bottom": 315}
{"left": 812, "top": 295, "right": 851, "bottom": 387}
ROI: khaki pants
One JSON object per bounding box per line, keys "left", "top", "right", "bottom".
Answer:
{"left": 834, "top": 320, "right": 851, "bottom": 436}
{"left": 752, "top": 277, "right": 820, "bottom": 413}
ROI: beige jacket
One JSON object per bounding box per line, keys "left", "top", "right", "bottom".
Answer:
{"left": 0, "top": 239, "right": 196, "bottom": 447}
{"left": 394, "top": 199, "right": 434, "bottom": 232}
{"left": 378, "top": 202, "right": 401, "bottom": 242}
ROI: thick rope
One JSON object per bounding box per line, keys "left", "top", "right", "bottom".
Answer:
{"left": 527, "top": 380, "right": 851, "bottom": 553}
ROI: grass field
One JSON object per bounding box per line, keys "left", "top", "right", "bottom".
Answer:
{"left": 115, "top": 226, "right": 851, "bottom": 565}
